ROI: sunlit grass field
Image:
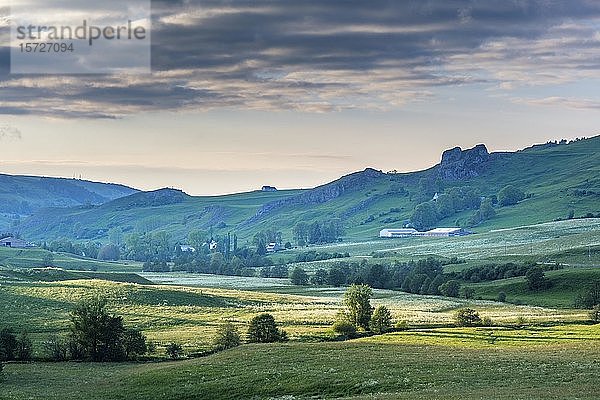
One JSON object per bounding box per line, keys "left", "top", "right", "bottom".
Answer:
{"left": 0, "top": 278, "right": 589, "bottom": 356}
{"left": 2, "top": 324, "right": 599, "bottom": 400}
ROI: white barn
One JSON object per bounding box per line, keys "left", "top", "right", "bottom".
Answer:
{"left": 379, "top": 228, "right": 418, "bottom": 238}
{"left": 421, "top": 227, "right": 468, "bottom": 237}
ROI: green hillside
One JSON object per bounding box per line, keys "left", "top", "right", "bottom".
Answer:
{"left": 0, "top": 173, "right": 137, "bottom": 231}
{"left": 15, "top": 136, "right": 600, "bottom": 243}
{"left": 0, "top": 246, "right": 141, "bottom": 272}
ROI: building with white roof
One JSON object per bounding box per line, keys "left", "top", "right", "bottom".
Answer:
{"left": 379, "top": 228, "right": 418, "bottom": 238}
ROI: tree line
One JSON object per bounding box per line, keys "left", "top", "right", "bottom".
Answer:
{"left": 289, "top": 258, "right": 557, "bottom": 300}
{"left": 409, "top": 184, "right": 527, "bottom": 230}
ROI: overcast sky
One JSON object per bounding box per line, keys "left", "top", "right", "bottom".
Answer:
{"left": 1, "top": 0, "right": 599, "bottom": 195}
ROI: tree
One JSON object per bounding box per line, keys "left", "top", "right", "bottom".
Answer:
{"left": 253, "top": 232, "right": 267, "bottom": 256}
{"left": 439, "top": 280, "right": 461, "bottom": 297}
{"left": 410, "top": 201, "right": 439, "bottom": 231}
{"left": 574, "top": 281, "right": 600, "bottom": 309}
{"left": 293, "top": 222, "right": 309, "bottom": 247}
{"left": 370, "top": 305, "right": 393, "bottom": 334}
{"left": 455, "top": 308, "right": 482, "bottom": 326}
{"left": 0, "top": 328, "right": 17, "bottom": 361}
{"left": 213, "top": 322, "right": 241, "bottom": 351}
{"left": 165, "top": 342, "right": 183, "bottom": 359}
{"left": 460, "top": 286, "right": 475, "bottom": 299}
{"left": 308, "top": 221, "right": 322, "bottom": 244}
{"left": 70, "top": 298, "right": 146, "bottom": 361}
{"left": 43, "top": 335, "right": 68, "bottom": 361}
{"left": 97, "top": 244, "right": 120, "bottom": 261}
{"left": 479, "top": 198, "right": 496, "bottom": 221}
{"left": 122, "top": 329, "right": 148, "bottom": 360}
{"left": 498, "top": 185, "right": 526, "bottom": 207}
{"left": 525, "top": 266, "right": 547, "bottom": 291}
{"left": 332, "top": 319, "right": 357, "bottom": 338}
{"left": 497, "top": 291, "right": 507, "bottom": 302}
{"left": 436, "top": 193, "right": 455, "bottom": 219}
{"left": 16, "top": 332, "right": 32, "bottom": 361}
{"left": 188, "top": 230, "right": 207, "bottom": 251}
{"left": 311, "top": 268, "right": 329, "bottom": 285}
{"left": 289, "top": 267, "right": 309, "bottom": 285}
{"left": 247, "top": 314, "right": 287, "bottom": 343}
{"left": 343, "top": 284, "right": 373, "bottom": 330}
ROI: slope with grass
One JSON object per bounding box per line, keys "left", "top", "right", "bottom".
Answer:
{"left": 467, "top": 267, "right": 600, "bottom": 308}
{"left": 15, "top": 136, "right": 600, "bottom": 243}
{"left": 0, "top": 246, "right": 141, "bottom": 272}
{"left": 2, "top": 325, "right": 599, "bottom": 400}
{"left": 0, "top": 278, "right": 586, "bottom": 355}
{"left": 0, "top": 173, "right": 137, "bottom": 223}
{"left": 17, "top": 188, "right": 301, "bottom": 242}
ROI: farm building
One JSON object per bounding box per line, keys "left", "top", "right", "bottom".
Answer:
{"left": 379, "top": 227, "right": 471, "bottom": 238}
{"left": 420, "top": 227, "right": 469, "bottom": 237}
{"left": 379, "top": 228, "right": 418, "bottom": 238}
{"left": 266, "top": 242, "right": 283, "bottom": 253}
{"left": 0, "top": 237, "right": 34, "bottom": 248}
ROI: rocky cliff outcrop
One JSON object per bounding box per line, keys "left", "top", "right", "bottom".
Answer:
{"left": 244, "top": 168, "right": 385, "bottom": 224}
{"left": 438, "top": 144, "right": 490, "bottom": 180}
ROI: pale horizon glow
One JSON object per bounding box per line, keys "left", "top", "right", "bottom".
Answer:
{"left": 1, "top": 1, "right": 600, "bottom": 195}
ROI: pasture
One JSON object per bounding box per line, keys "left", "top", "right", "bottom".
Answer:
{"left": 0, "top": 278, "right": 589, "bottom": 355}
{"left": 2, "top": 324, "right": 599, "bottom": 399}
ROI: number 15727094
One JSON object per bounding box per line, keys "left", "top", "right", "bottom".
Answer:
{"left": 19, "top": 42, "right": 75, "bottom": 53}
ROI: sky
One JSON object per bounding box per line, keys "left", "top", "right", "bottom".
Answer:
{"left": 0, "top": 0, "right": 599, "bottom": 195}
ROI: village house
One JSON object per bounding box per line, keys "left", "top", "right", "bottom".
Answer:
{"left": 266, "top": 242, "right": 282, "bottom": 253}
{"left": 0, "top": 237, "right": 34, "bottom": 248}
{"left": 179, "top": 245, "right": 196, "bottom": 253}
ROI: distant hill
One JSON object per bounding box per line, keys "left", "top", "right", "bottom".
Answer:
{"left": 14, "top": 136, "right": 600, "bottom": 243}
{"left": 0, "top": 174, "right": 138, "bottom": 230}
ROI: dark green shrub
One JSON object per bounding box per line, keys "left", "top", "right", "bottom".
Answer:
{"left": 44, "top": 336, "right": 69, "bottom": 361}
{"left": 497, "top": 291, "right": 507, "bottom": 302}
{"left": 0, "top": 328, "right": 17, "bottom": 361}
{"left": 247, "top": 314, "right": 287, "bottom": 343}
{"left": 165, "top": 342, "right": 183, "bottom": 359}
{"left": 332, "top": 320, "right": 357, "bottom": 338}
{"left": 455, "top": 308, "right": 482, "bottom": 326}
{"left": 213, "top": 322, "right": 241, "bottom": 350}
{"left": 370, "top": 305, "right": 393, "bottom": 334}
{"left": 16, "top": 332, "right": 32, "bottom": 361}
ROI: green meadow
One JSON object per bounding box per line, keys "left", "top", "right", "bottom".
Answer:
{"left": 1, "top": 218, "right": 599, "bottom": 399}
{"left": 2, "top": 325, "right": 599, "bottom": 400}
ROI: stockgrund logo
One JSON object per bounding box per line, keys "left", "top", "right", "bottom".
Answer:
{"left": 10, "top": 0, "right": 151, "bottom": 74}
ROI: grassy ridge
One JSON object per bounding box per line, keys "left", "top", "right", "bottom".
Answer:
{"left": 2, "top": 326, "right": 599, "bottom": 399}
{"left": 0, "top": 246, "right": 141, "bottom": 272}
{"left": 468, "top": 268, "right": 600, "bottom": 308}
{"left": 14, "top": 136, "right": 600, "bottom": 244}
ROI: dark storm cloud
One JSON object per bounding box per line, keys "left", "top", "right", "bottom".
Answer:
{"left": 2, "top": 0, "right": 600, "bottom": 117}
